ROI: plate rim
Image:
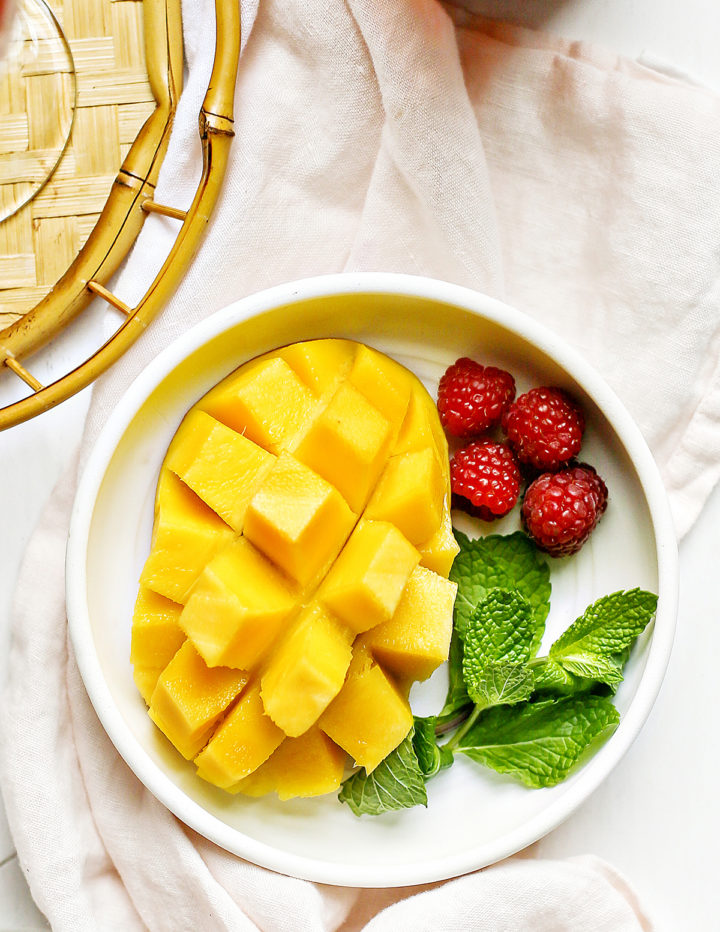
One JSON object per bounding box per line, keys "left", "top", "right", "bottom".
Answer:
{"left": 66, "top": 271, "right": 679, "bottom": 887}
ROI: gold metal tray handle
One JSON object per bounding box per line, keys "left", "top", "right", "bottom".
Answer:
{"left": 0, "top": 0, "right": 240, "bottom": 431}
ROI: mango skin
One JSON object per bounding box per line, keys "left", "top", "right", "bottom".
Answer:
{"left": 133, "top": 339, "right": 457, "bottom": 797}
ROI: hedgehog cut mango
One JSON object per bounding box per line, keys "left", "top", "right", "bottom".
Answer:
{"left": 133, "top": 339, "right": 458, "bottom": 799}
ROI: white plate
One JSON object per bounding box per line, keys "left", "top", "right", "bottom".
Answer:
{"left": 66, "top": 273, "right": 678, "bottom": 887}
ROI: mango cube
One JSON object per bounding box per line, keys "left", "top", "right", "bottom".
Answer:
{"left": 261, "top": 603, "right": 353, "bottom": 736}
{"left": 130, "top": 587, "right": 186, "bottom": 670}
{"left": 179, "top": 537, "right": 296, "bottom": 669}
{"left": 166, "top": 410, "right": 275, "bottom": 532}
{"left": 148, "top": 641, "right": 248, "bottom": 759}
{"left": 319, "top": 520, "right": 420, "bottom": 634}
{"left": 294, "top": 382, "right": 392, "bottom": 513}
{"left": 418, "top": 509, "right": 459, "bottom": 577}
{"left": 277, "top": 339, "right": 356, "bottom": 397}
{"left": 244, "top": 453, "right": 356, "bottom": 586}
{"left": 347, "top": 344, "right": 412, "bottom": 434}
{"left": 232, "top": 727, "right": 347, "bottom": 800}
{"left": 361, "top": 566, "right": 456, "bottom": 682}
{"left": 133, "top": 667, "right": 164, "bottom": 706}
{"left": 319, "top": 655, "right": 413, "bottom": 772}
{"left": 140, "top": 472, "right": 235, "bottom": 603}
{"left": 365, "top": 448, "right": 445, "bottom": 545}
{"left": 202, "top": 357, "right": 317, "bottom": 454}
{"left": 195, "top": 682, "right": 284, "bottom": 788}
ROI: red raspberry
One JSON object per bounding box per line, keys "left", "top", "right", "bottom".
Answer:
{"left": 522, "top": 464, "right": 608, "bottom": 557}
{"left": 502, "top": 387, "right": 584, "bottom": 470}
{"left": 450, "top": 441, "right": 521, "bottom": 521}
{"left": 437, "top": 358, "right": 515, "bottom": 438}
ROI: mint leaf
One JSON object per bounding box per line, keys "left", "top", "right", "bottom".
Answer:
{"left": 462, "top": 589, "right": 537, "bottom": 708}
{"left": 470, "top": 661, "right": 535, "bottom": 708}
{"left": 437, "top": 629, "right": 471, "bottom": 725}
{"left": 412, "top": 717, "right": 451, "bottom": 777}
{"left": 531, "top": 658, "right": 596, "bottom": 695}
{"left": 548, "top": 589, "right": 657, "bottom": 687}
{"left": 450, "top": 531, "right": 550, "bottom": 655}
{"left": 338, "top": 730, "right": 427, "bottom": 816}
{"left": 455, "top": 696, "right": 620, "bottom": 788}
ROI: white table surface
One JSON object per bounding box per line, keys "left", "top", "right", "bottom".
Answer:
{"left": 2, "top": 1, "right": 720, "bottom": 928}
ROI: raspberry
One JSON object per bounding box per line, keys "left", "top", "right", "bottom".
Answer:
{"left": 437, "top": 358, "right": 515, "bottom": 438}
{"left": 450, "top": 441, "right": 521, "bottom": 521}
{"left": 522, "top": 464, "right": 608, "bottom": 557}
{"left": 502, "top": 386, "right": 584, "bottom": 470}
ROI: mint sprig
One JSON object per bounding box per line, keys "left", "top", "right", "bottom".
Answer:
{"left": 454, "top": 696, "right": 620, "bottom": 788}
{"left": 339, "top": 531, "right": 658, "bottom": 816}
{"left": 450, "top": 531, "right": 551, "bottom": 651}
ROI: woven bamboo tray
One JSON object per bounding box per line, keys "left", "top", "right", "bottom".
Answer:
{"left": 0, "top": 0, "right": 240, "bottom": 430}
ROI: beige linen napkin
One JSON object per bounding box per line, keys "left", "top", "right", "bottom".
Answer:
{"left": 4, "top": 0, "right": 720, "bottom": 927}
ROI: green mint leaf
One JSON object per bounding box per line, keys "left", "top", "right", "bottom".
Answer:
{"left": 455, "top": 695, "right": 620, "bottom": 788}
{"left": 464, "top": 588, "right": 537, "bottom": 669}
{"left": 531, "top": 658, "right": 597, "bottom": 695}
{"left": 548, "top": 589, "right": 657, "bottom": 687}
{"left": 412, "top": 717, "right": 446, "bottom": 778}
{"left": 450, "top": 531, "right": 550, "bottom": 655}
{"left": 338, "top": 729, "right": 427, "bottom": 816}
{"left": 469, "top": 661, "right": 535, "bottom": 708}
{"left": 437, "top": 628, "right": 471, "bottom": 725}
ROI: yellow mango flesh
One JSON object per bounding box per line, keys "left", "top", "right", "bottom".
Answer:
{"left": 276, "top": 339, "right": 355, "bottom": 397}
{"left": 202, "top": 356, "right": 318, "bottom": 454}
{"left": 148, "top": 641, "right": 248, "bottom": 760}
{"left": 166, "top": 409, "right": 275, "bottom": 532}
{"left": 179, "top": 537, "right": 296, "bottom": 669}
{"left": 260, "top": 602, "right": 353, "bottom": 736}
{"left": 244, "top": 452, "right": 356, "bottom": 587}
{"left": 319, "top": 651, "right": 413, "bottom": 773}
{"left": 140, "top": 473, "right": 235, "bottom": 603}
{"left": 361, "top": 566, "right": 457, "bottom": 682}
{"left": 294, "top": 381, "right": 393, "bottom": 513}
{"left": 365, "top": 448, "right": 445, "bottom": 546}
{"left": 195, "top": 682, "right": 284, "bottom": 788}
{"left": 130, "top": 587, "right": 186, "bottom": 670}
{"left": 134, "top": 339, "right": 457, "bottom": 797}
{"left": 231, "top": 726, "right": 347, "bottom": 800}
{"left": 319, "top": 520, "right": 420, "bottom": 634}
{"left": 418, "top": 509, "right": 460, "bottom": 577}
{"left": 347, "top": 344, "right": 413, "bottom": 434}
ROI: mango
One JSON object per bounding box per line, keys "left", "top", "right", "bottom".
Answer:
{"left": 365, "top": 448, "right": 445, "bottom": 546}
{"left": 244, "top": 453, "right": 356, "bottom": 587}
{"left": 260, "top": 602, "right": 353, "bottom": 736}
{"left": 130, "top": 587, "right": 186, "bottom": 670}
{"left": 179, "top": 537, "right": 296, "bottom": 669}
{"left": 166, "top": 409, "right": 275, "bottom": 532}
{"left": 134, "top": 338, "right": 457, "bottom": 799}
{"left": 276, "top": 339, "right": 355, "bottom": 397}
{"left": 319, "top": 520, "right": 420, "bottom": 634}
{"left": 319, "top": 650, "right": 413, "bottom": 772}
{"left": 347, "top": 344, "right": 412, "bottom": 434}
{"left": 148, "top": 641, "right": 248, "bottom": 759}
{"left": 139, "top": 472, "right": 235, "bottom": 603}
{"left": 202, "top": 356, "right": 317, "bottom": 454}
{"left": 133, "top": 667, "right": 164, "bottom": 706}
{"left": 361, "top": 566, "right": 457, "bottom": 682}
{"left": 195, "top": 682, "right": 284, "bottom": 788}
{"left": 418, "top": 509, "right": 460, "bottom": 577}
{"left": 294, "top": 381, "right": 392, "bottom": 513}
{"left": 231, "top": 726, "right": 347, "bottom": 800}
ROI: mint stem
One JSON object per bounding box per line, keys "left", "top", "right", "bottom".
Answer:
{"left": 445, "top": 703, "right": 486, "bottom": 752}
